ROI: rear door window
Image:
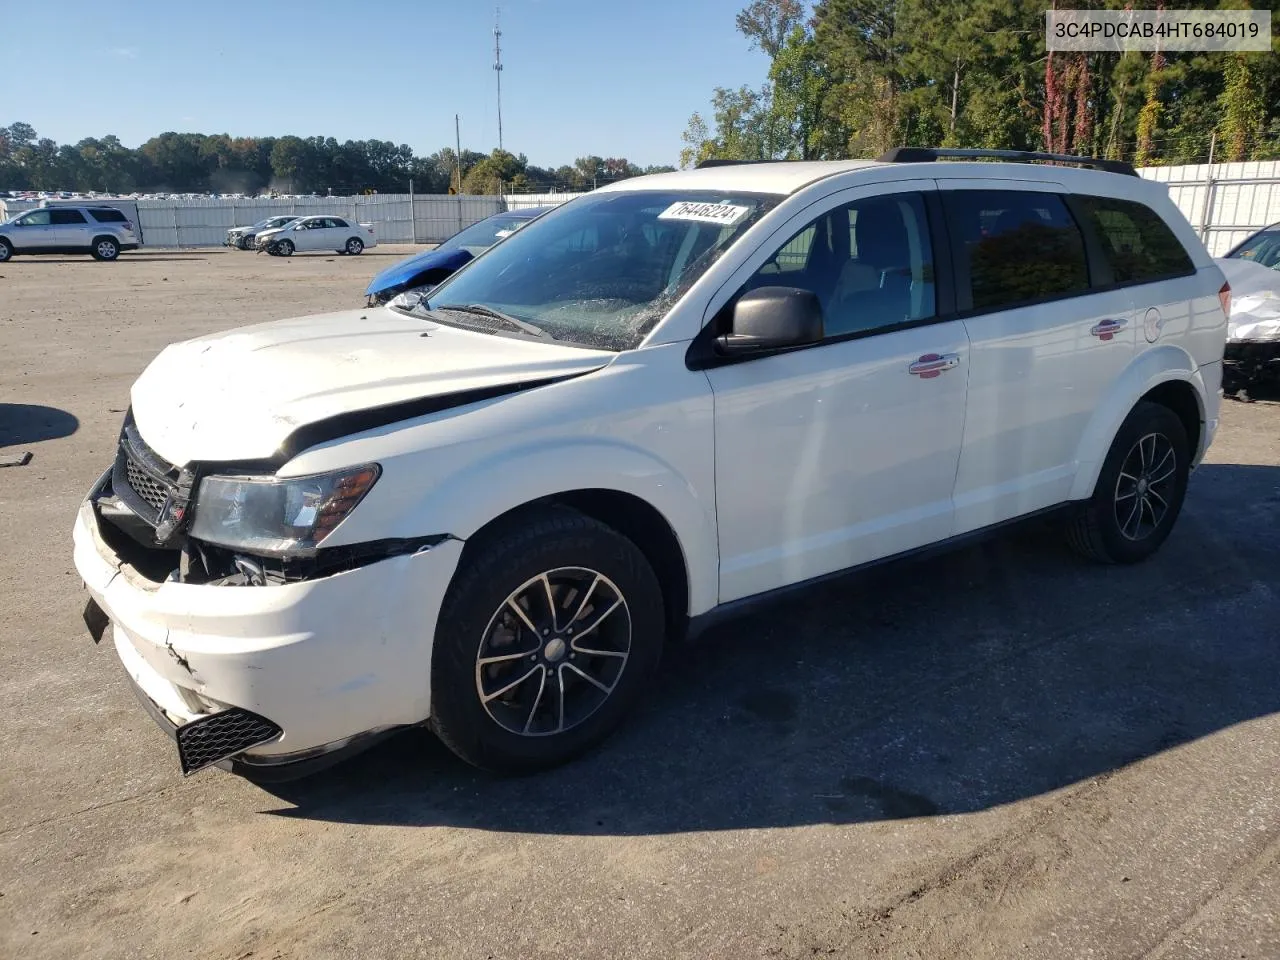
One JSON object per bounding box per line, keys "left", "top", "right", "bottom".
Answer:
{"left": 329, "top": 217, "right": 349, "bottom": 229}
{"left": 50, "top": 209, "right": 87, "bottom": 224}
{"left": 1076, "top": 196, "right": 1194, "bottom": 284}
{"left": 943, "top": 190, "right": 1089, "bottom": 312}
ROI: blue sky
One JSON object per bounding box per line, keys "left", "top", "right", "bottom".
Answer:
{"left": 8, "top": 0, "right": 770, "bottom": 168}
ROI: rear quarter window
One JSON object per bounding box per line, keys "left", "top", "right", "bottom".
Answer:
{"left": 1076, "top": 196, "right": 1194, "bottom": 284}
{"left": 943, "top": 190, "right": 1090, "bottom": 312}
{"left": 88, "top": 208, "right": 127, "bottom": 223}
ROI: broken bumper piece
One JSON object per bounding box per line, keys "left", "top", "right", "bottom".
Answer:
{"left": 121, "top": 668, "right": 396, "bottom": 780}
{"left": 72, "top": 496, "right": 464, "bottom": 779}
{"left": 1224, "top": 340, "right": 1280, "bottom": 390}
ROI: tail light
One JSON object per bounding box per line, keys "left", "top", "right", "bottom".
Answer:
{"left": 123, "top": 219, "right": 135, "bottom": 232}
{"left": 1218, "top": 281, "right": 1231, "bottom": 319}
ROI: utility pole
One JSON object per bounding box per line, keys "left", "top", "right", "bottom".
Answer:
{"left": 1198, "top": 130, "right": 1217, "bottom": 242}
{"left": 493, "top": 8, "right": 504, "bottom": 152}
{"left": 455, "top": 114, "right": 464, "bottom": 232}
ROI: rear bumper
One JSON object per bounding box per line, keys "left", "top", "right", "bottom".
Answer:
{"left": 72, "top": 492, "right": 464, "bottom": 777}
{"left": 1198, "top": 359, "right": 1222, "bottom": 464}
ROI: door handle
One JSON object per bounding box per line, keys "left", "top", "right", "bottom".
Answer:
{"left": 1090, "top": 318, "right": 1127, "bottom": 340}
{"left": 908, "top": 353, "right": 960, "bottom": 378}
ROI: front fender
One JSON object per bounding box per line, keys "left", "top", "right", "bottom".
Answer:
{"left": 1067, "top": 344, "right": 1206, "bottom": 501}
{"left": 398, "top": 439, "right": 717, "bottom": 616}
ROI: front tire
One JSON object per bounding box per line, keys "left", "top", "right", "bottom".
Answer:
{"left": 0, "top": 238, "right": 12, "bottom": 262}
{"left": 431, "top": 507, "right": 664, "bottom": 773}
{"left": 91, "top": 236, "right": 119, "bottom": 261}
{"left": 1066, "top": 401, "right": 1190, "bottom": 564}
{"left": 274, "top": 239, "right": 294, "bottom": 256}
{"left": 345, "top": 237, "right": 364, "bottom": 255}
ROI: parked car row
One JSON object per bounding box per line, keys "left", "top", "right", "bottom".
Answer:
{"left": 224, "top": 214, "right": 378, "bottom": 255}
{"left": 74, "top": 149, "right": 1231, "bottom": 782}
{"left": 225, "top": 215, "right": 300, "bottom": 249}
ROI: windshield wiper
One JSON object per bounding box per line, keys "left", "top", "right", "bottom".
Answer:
{"left": 434, "top": 303, "right": 555, "bottom": 340}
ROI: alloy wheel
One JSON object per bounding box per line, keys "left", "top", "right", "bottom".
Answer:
{"left": 475, "top": 567, "right": 631, "bottom": 737}
{"left": 1114, "top": 432, "right": 1177, "bottom": 541}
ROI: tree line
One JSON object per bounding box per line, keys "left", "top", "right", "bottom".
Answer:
{"left": 0, "top": 123, "right": 675, "bottom": 195}
{"left": 681, "top": 0, "right": 1280, "bottom": 169}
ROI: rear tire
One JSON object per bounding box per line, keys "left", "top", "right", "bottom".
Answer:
{"left": 91, "top": 236, "right": 119, "bottom": 261}
{"left": 0, "top": 238, "right": 12, "bottom": 262}
{"left": 430, "top": 507, "right": 664, "bottom": 773}
{"left": 1066, "top": 401, "right": 1190, "bottom": 564}
{"left": 345, "top": 237, "right": 364, "bottom": 255}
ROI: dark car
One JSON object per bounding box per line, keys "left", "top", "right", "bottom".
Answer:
{"left": 364, "top": 207, "right": 556, "bottom": 304}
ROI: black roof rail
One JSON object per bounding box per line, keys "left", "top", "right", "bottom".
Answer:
{"left": 694, "top": 158, "right": 779, "bottom": 169}
{"left": 878, "top": 147, "right": 1138, "bottom": 177}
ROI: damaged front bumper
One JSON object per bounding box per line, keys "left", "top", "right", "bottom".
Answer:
{"left": 73, "top": 487, "right": 464, "bottom": 779}
{"left": 1224, "top": 340, "right": 1280, "bottom": 390}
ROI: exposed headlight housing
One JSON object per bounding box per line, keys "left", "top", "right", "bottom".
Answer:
{"left": 189, "top": 465, "right": 380, "bottom": 557}
{"left": 389, "top": 289, "right": 428, "bottom": 310}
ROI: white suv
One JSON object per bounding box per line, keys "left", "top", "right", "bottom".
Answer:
{"left": 73, "top": 150, "right": 1228, "bottom": 779}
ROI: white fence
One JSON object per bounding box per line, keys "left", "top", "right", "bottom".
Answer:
{"left": 0, "top": 192, "right": 585, "bottom": 247}
{"left": 7, "top": 164, "right": 1279, "bottom": 254}
{"left": 1140, "top": 160, "right": 1280, "bottom": 256}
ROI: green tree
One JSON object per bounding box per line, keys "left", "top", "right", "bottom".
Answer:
{"left": 1218, "top": 53, "right": 1265, "bottom": 162}
{"left": 462, "top": 149, "right": 525, "bottom": 193}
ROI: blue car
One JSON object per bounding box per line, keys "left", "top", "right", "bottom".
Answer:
{"left": 365, "top": 206, "right": 556, "bottom": 304}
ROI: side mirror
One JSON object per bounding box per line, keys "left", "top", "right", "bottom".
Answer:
{"left": 717, "top": 286, "right": 824, "bottom": 356}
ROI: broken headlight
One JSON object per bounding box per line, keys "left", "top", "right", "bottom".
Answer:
{"left": 188, "top": 465, "right": 380, "bottom": 557}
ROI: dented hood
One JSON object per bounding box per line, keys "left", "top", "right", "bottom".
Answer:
{"left": 130, "top": 307, "right": 612, "bottom": 466}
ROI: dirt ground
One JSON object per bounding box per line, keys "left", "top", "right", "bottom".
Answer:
{"left": 1, "top": 248, "right": 1278, "bottom": 960}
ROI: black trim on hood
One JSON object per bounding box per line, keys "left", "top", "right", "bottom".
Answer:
{"left": 277, "top": 372, "right": 586, "bottom": 462}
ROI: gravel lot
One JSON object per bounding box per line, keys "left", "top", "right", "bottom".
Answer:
{"left": 1, "top": 249, "right": 1278, "bottom": 960}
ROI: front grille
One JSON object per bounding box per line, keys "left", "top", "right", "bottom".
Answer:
{"left": 112, "top": 422, "right": 180, "bottom": 527}
{"left": 125, "top": 456, "right": 170, "bottom": 512}
{"left": 176, "top": 708, "right": 283, "bottom": 775}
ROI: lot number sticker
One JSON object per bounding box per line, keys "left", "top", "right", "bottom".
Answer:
{"left": 658, "top": 201, "right": 752, "bottom": 226}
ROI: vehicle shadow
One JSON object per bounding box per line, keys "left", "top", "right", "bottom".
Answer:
{"left": 261, "top": 463, "right": 1280, "bottom": 835}
{"left": 0, "top": 403, "right": 79, "bottom": 447}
